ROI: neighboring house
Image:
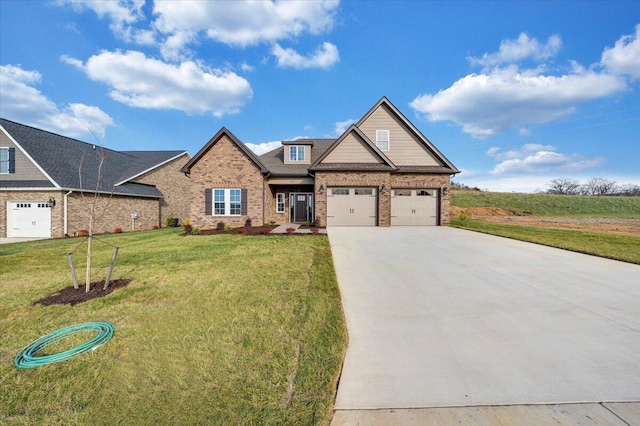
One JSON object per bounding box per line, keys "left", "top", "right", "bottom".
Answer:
{"left": 181, "top": 97, "right": 459, "bottom": 228}
{"left": 0, "top": 118, "right": 190, "bottom": 239}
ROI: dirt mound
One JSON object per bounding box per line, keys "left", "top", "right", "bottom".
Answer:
{"left": 451, "top": 207, "right": 518, "bottom": 217}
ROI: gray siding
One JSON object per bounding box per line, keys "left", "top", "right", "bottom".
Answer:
{"left": 0, "top": 130, "right": 49, "bottom": 183}
{"left": 323, "top": 133, "right": 383, "bottom": 164}
{"left": 358, "top": 104, "right": 442, "bottom": 166}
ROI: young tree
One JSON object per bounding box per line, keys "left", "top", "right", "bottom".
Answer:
{"left": 78, "top": 142, "right": 116, "bottom": 292}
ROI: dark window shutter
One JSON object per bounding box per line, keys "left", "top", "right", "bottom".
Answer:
{"left": 205, "top": 189, "right": 212, "bottom": 215}
{"left": 241, "top": 189, "right": 248, "bottom": 215}
{"left": 8, "top": 148, "right": 15, "bottom": 174}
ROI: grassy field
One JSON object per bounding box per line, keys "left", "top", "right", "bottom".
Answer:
{"left": 451, "top": 190, "right": 640, "bottom": 218}
{"left": 450, "top": 219, "right": 640, "bottom": 264}
{"left": 450, "top": 190, "right": 640, "bottom": 264}
{"left": 0, "top": 229, "right": 346, "bottom": 425}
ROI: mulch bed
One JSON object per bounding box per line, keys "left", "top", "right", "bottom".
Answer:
{"left": 196, "top": 226, "right": 276, "bottom": 236}
{"left": 190, "top": 226, "right": 325, "bottom": 236}
{"left": 33, "top": 279, "right": 132, "bottom": 306}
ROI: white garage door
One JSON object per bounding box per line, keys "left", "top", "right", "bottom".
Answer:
{"left": 7, "top": 201, "right": 52, "bottom": 238}
{"left": 327, "top": 187, "right": 377, "bottom": 226}
{"left": 391, "top": 189, "right": 438, "bottom": 225}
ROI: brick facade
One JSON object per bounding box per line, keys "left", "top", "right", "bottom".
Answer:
{"left": 314, "top": 171, "right": 392, "bottom": 227}
{"left": 391, "top": 173, "right": 452, "bottom": 225}
{"left": 67, "top": 192, "right": 159, "bottom": 236}
{"left": 0, "top": 190, "right": 64, "bottom": 238}
{"left": 263, "top": 184, "right": 314, "bottom": 225}
{"left": 189, "top": 135, "right": 265, "bottom": 228}
{"left": 132, "top": 153, "right": 191, "bottom": 227}
{"left": 0, "top": 190, "right": 160, "bottom": 238}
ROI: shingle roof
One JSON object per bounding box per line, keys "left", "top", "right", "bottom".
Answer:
{"left": 181, "top": 127, "right": 268, "bottom": 175}
{"left": 309, "top": 163, "right": 397, "bottom": 172}
{"left": 259, "top": 139, "right": 334, "bottom": 176}
{"left": 0, "top": 118, "right": 184, "bottom": 198}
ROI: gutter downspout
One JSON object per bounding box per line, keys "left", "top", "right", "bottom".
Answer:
{"left": 64, "top": 190, "right": 73, "bottom": 236}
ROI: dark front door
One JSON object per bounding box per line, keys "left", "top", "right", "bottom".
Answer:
{"left": 294, "top": 194, "right": 309, "bottom": 222}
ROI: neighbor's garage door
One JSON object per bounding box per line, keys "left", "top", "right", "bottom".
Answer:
{"left": 391, "top": 189, "right": 438, "bottom": 225}
{"left": 7, "top": 201, "right": 51, "bottom": 238}
{"left": 327, "top": 187, "right": 377, "bottom": 226}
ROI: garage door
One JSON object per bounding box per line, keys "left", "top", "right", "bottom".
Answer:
{"left": 391, "top": 189, "right": 438, "bottom": 225}
{"left": 7, "top": 201, "right": 52, "bottom": 238}
{"left": 327, "top": 187, "right": 377, "bottom": 226}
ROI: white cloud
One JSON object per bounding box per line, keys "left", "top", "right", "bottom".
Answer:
{"left": 411, "top": 65, "right": 627, "bottom": 138}
{"left": 334, "top": 118, "right": 355, "bottom": 135}
{"left": 411, "top": 27, "right": 640, "bottom": 139}
{"left": 468, "top": 33, "right": 562, "bottom": 68}
{"left": 245, "top": 141, "right": 282, "bottom": 155}
{"left": 272, "top": 42, "right": 339, "bottom": 69}
{"left": 240, "top": 62, "right": 254, "bottom": 72}
{"left": 487, "top": 144, "right": 605, "bottom": 175}
{"left": 602, "top": 24, "right": 640, "bottom": 80}
{"left": 56, "top": 0, "right": 152, "bottom": 44}
{"left": 153, "top": 0, "right": 339, "bottom": 57}
{"left": 0, "top": 64, "right": 113, "bottom": 138}
{"left": 65, "top": 50, "right": 253, "bottom": 117}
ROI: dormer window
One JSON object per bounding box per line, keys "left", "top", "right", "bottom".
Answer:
{"left": 289, "top": 145, "right": 305, "bottom": 162}
{"left": 376, "top": 130, "right": 389, "bottom": 151}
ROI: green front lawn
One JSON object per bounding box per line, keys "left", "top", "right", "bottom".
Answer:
{"left": 451, "top": 219, "right": 640, "bottom": 264}
{"left": 0, "top": 229, "right": 347, "bottom": 424}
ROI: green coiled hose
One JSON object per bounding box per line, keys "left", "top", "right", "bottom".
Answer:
{"left": 14, "top": 322, "right": 114, "bottom": 369}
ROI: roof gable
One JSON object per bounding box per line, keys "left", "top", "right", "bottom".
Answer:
{"left": 0, "top": 118, "right": 186, "bottom": 197}
{"left": 356, "top": 97, "right": 459, "bottom": 172}
{"left": 181, "top": 127, "right": 268, "bottom": 174}
{"left": 311, "top": 125, "right": 396, "bottom": 169}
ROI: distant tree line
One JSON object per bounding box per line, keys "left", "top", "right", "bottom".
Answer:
{"left": 546, "top": 178, "right": 640, "bottom": 196}
{"left": 451, "top": 181, "right": 482, "bottom": 191}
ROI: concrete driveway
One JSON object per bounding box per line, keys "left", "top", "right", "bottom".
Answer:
{"left": 328, "top": 227, "right": 640, "bottom": 422}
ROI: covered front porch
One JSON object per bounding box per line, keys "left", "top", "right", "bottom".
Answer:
{"left": 265, "top": 176, "right": 316, "bottom": 224}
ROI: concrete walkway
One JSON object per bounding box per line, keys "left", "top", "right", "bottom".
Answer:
{"left": 328, "top": 227, "right": 640, "bottom": 424}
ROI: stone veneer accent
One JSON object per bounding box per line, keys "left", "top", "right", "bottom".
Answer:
{"left": 189, "top": 135, "right": 265, "bottom": 228}
{"left": 132, "top": 153, "right": 191, "bottom": 227}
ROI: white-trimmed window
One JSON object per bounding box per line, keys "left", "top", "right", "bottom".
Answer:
{"left": 289, "top": 145, "right": 305, "bottom": 161}
{"left": 213, "top": 188, "right": 242, "bottom": 216}
{"left": 376, "top": 130, "right": 389, "bottom": 151}
{"left": 276, "top": 193, "right": 285, "bottom": 213}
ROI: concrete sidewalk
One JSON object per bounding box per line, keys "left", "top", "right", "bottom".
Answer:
{"left": 328, "top": 227, "right": 640, "bottom": 424}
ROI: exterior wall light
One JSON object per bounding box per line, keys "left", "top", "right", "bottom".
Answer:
{"left": 381, "top": 184, "right": 388, "bottom": 194}
{"left": 443, "top": 187, "right": 450, "bottom": 195}
{"left": 318, "top": 184, "right": 324, "bottom": 194}
{"left": 48, "top": 197, "right": 56, "bottom": 207}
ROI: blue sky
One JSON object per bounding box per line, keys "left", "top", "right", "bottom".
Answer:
{"left": 1, "top": 0, "right": 639, "bottom": 192}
